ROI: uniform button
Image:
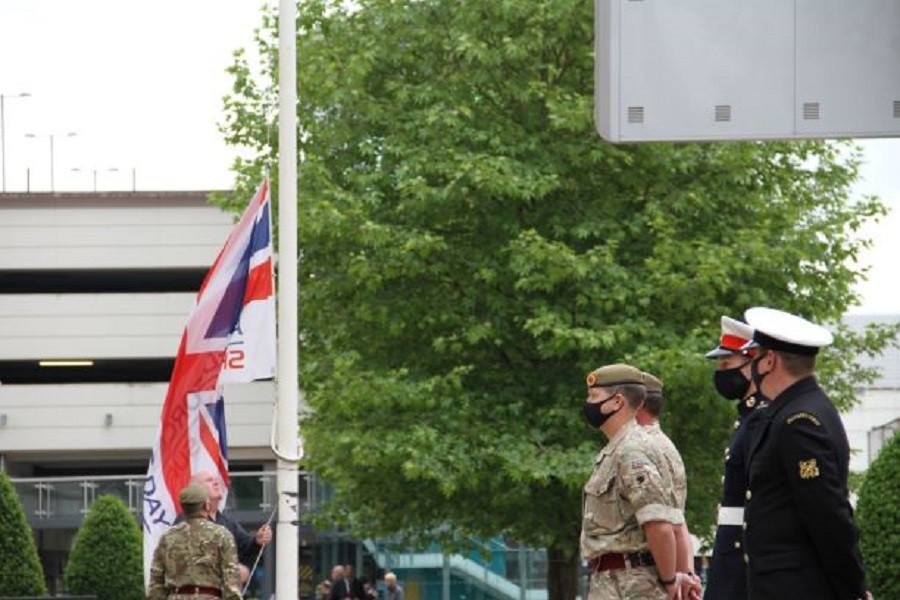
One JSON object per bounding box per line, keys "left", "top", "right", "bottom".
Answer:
{"left": 734, "top": 541, "right": 741, "bottom": 549}
{"left": 745, "top": 490, "right": 752, "bottom": 500}
{"left": 744, "top": 553, "right": 749, "bottom": 564}
{"left": 742, "top": 522, "right": 747, "bottom": 530}
{"left": 721, "top": 475, "right": 725, "bottom": 484}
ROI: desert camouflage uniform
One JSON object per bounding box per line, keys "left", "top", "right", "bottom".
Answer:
{"left": 581, "top": 419, "right": 682, "bottom": 600}
{"left": 147, "top": 516, "right": 242, "bottom": 600}
{"left": 643, "top": 421, "right": 687, "bottom": 511}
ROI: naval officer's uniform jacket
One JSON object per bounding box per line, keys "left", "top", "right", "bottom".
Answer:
{"left": 743, "top": 376, "right": 866, "bottom": 600}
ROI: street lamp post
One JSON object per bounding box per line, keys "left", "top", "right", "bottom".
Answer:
{"left": 1, "top": 92, "right": 31, "bottom": 192}
{"left": 25, "top": 131, "right": 77, "bottom": 192}
{"left": 71, "top": 167, "right": 119, "bottom": 192}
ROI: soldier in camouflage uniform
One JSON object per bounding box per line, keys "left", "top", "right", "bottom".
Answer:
{"left": 147, "top": 483, "right": 242, "bottom": 600}
{"left": 580, "top": 364, "right": 693, "bottom": 600}
{"left": 638, "top": 372, "right": 701, "bottom": 600}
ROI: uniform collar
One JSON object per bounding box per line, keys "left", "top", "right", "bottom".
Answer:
{"left": 598, "top": 418, "right": 637, "bottom": 461}
{"left": 769, "top": 375, "right": 819, "bottom": 415}
{"left": 642, "top": 420, "right": 661, "bottom": 433}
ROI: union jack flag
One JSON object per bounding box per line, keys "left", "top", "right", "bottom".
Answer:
{"left": 142, "top": 180, "right": 276, "bottom": 581}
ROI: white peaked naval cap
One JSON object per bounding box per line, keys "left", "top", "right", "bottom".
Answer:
{"left": 705, "top": 315, "right": 755, "bottom": 358}
{"left": 742, "top": 307, "right": 833, "bottom": 356}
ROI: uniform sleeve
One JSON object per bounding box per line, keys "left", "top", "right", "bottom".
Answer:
{"left": 146, "top": 535, "right": 168, "bottom": 600}
{"left": 220, "top": 531, "right": 243, "bottom": 600}
{"left": 778, "top": 416, "right": 866, "bottom": 599}
{"left": 618, "top": 445, "right": 683, "bottom": 526}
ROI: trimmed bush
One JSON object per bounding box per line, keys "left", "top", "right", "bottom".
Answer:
{"left": 0, "top": 470, "right": 47, "bottom": 596}
{"left": 856, "top": 432, "right": 900, "bottom": 599}
{"left": 65, "top": 494, "right": 144, "bottom": 600}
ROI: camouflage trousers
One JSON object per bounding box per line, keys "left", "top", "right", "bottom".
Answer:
{"left": 589, "top": 565, "right": 668, "bottom": 600}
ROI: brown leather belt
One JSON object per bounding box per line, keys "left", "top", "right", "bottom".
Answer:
{"left": 172, "top": 585, "right": 222, "bottom": 597}
{"left": 589, "top": 551, "right": 655, "bottom": 572}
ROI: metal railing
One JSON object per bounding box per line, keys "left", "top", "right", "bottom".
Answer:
{"left": 364, "top": 537, "right": 548, "bottom": 600}
{"left": 10, "top": 471, "right": 310, "bottom": 520}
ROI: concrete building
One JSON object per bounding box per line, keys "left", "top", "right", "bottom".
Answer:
{"left": 841, "top": 314, "right": 900, "bottom": 472}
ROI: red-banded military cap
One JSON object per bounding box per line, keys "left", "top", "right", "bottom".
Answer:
{"left": 741, "top": 307, "right": 833, "bottom": 356}
{"left": 705, "top": 315, "right": 754, "bottom": 359}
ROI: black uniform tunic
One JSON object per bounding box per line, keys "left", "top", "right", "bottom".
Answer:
{"left": 744, "top": 376, "right": 866, "bottom": 600}
{"left": 703, "top": 396, "right": 760, "bottom": 600}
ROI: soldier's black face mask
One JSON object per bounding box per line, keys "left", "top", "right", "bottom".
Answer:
{"left": 582, "top": 392, "right": 621, "bottom": 429}
{"left": 713, "top": 360, "right": 752, "bottom": 400}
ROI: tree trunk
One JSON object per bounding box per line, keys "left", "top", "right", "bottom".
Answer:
{"left": 546, "top": 545, "right": 582, "bottom": 600}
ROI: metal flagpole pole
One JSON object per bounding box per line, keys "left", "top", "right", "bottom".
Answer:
{"left": 276, "top": 0, "right": 300, "bottom": 598}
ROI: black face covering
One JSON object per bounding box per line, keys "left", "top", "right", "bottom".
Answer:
{"left": 582, "top": 393, "right": 621, "bottom": 429}
{"left": 713, "top": 361, "right": 752, "bottom": 400}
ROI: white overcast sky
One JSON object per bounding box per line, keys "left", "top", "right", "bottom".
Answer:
{"left": 1, "top": 0, "right": 898, "bottom": 315}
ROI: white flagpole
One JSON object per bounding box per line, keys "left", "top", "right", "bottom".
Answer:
{"left": 276, "top": 0, "right": 299, "bottom": 597}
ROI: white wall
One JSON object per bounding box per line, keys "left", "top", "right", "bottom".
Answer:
{"left": 0, "top": 380, "right": 274, "bottom": 453}
{"left": 0, "top": 192, "right": 233, "bottom": 270}
{"left": 0, "top": 293, "right": 194, "bottom": 359}
{"left": 841, "top": 389, "right": 900, "bottom": 472}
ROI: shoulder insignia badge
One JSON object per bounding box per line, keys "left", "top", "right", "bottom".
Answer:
{"left": 799, "top": 458, "right": 820, "bottom": 479}
{"left": 786, "top": 412, "right": 821, "bottom": 426}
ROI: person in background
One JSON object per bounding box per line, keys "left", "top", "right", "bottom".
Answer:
{"left": 638, "top": 371, "right": 701, "bottom": 600}
{"left": 703, "top": 315, "right": 759, "bottom": 600}
{"left": 384, "top": 572, "right": 404, "bottom": 600}
{"left": 328, "top": 565, "right": 347, "bottom": 600}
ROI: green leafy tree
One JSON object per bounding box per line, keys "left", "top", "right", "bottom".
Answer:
{"left": 857, "top": 433, "right": 899, "bottom": 599}
{"left": 65, "top": 494, "right": 143, "bottom": 600}
{"left": 219, "top": 1, "right": 898, "bottom": 597}
{"left": 0, "top": 470, "right": 47, "bottom": 596}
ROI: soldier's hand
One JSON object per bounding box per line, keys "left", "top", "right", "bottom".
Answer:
{"left": 680, "top": 571, "right": 701, "bottom": 600}
{"left": 663, "top": 579, "right": 682, "bottom": 600}
{"left": 256, "top": 523, "right": 273, "bottom": 546}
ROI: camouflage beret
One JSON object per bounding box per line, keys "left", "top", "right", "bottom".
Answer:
{"left": 179, "top": 483, "right": 208, "bottom": 506}
{"left": 586, "top": 363, "right": 645, "bottom": 388}
{"left": 641, "top": 372, "right": 663, "bottom": 395}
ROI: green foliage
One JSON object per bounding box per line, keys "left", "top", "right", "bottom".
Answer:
{"left": 65, "top": 495, "right": 144, "bottom": 600}
{"left": 219, "top": 0, "right": 897, "bottom": 581}
{"left": 857, "top": 433, "right": 900, "bottom": 599}
{"left": 0, "top": 470, "right": 47, "bottom": 596}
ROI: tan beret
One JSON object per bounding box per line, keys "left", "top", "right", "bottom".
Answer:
{"left": 586, "top": 363, "right": 645, "bottom": 388}
{"left": 641, "top": 372, "right": 663, "bottom": 395}
{"left": 179, "top": 483, "right": 208, "bottom": 506}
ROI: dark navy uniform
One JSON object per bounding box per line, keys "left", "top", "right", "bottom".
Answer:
{"left": 703, "top": 395, "right": 761, "bottom": 600}
{"left": 744, "top": 376, "right": 866, "bottom": 600}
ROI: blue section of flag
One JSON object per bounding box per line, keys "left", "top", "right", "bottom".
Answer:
{"left": 210, "top": 396, "right": 229, "bottom": 461}
{"left": 249, "top": 202, "right": 271, "bottom": 255}
{"left": 205, "top": 246, "right": 251, "bottom": 339}
{"left": 204, "top": 201, "right": 269, "bottom": 340}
